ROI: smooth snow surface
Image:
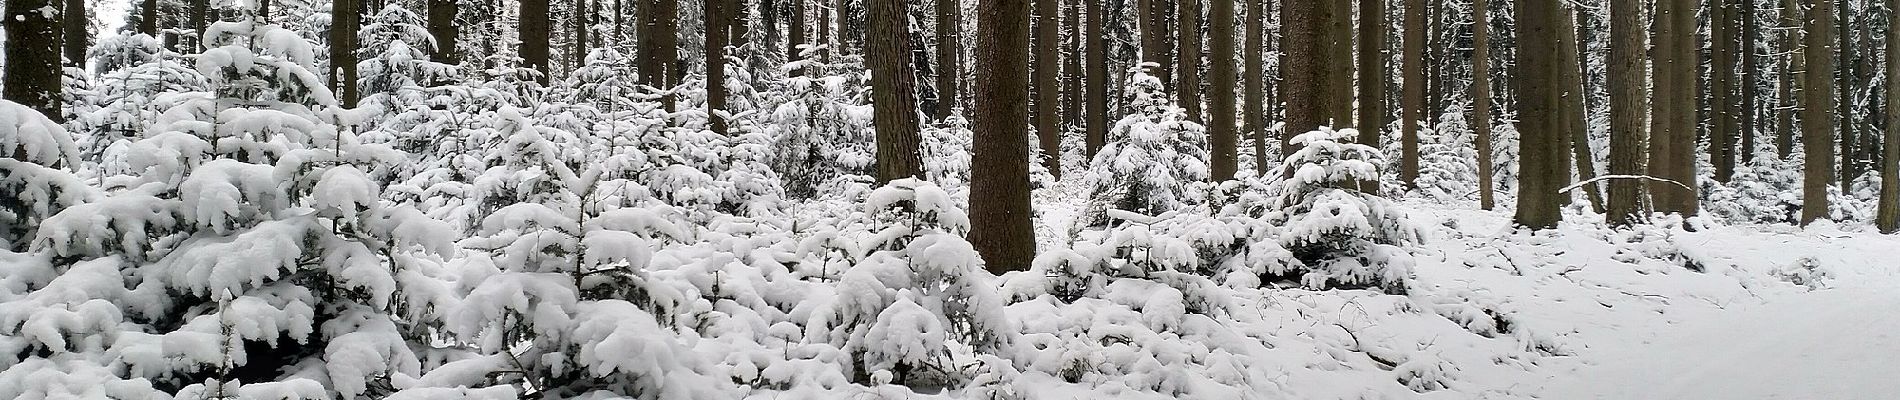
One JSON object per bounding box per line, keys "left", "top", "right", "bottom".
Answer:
{"left": 1544, "top": 288, "right": 1900, "bottom": 400}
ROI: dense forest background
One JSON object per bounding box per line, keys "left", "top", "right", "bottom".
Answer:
{"left": 2, "top": 0, "right": 1899, "bottom": 398}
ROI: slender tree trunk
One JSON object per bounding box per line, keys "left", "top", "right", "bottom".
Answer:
{"left": 870, "top": 0, "right": 922, "bottom": 183}
{"left": 575, "top": 0, "right": 591, "bottom": 67}
{"left": 1244, "top": 0, "right": 1265, "bottom": 172}
{"left": 708, "top": 0, "right": 730, "bottom": 135}
{"left": 140, "top": 0, "right": 158, "bottom": 36}
{"left": 1741, "top": 0, "right": 1758, "bottom": 162}
{"left": 1402, "top": 0, "right": 1424, "bottom": 186}
{"left": 1178, "top": 0, "right": 1203, "bottom": 122}
{"left": 1473, "top": 0, "right": 1495, "bottom": 210}
{"left": 1209, "top": 0, "right": 1237, "bottom": 179}
{"left": 1283, "top": 0, "right": 1322, "bottom": 156}
{"left": 648, "top": 0, "right": 680, "bottom": 109}
{"left": 1034, "top": 0, "right": 1061, "bottom": 179}
{"left": 1326, "top": 0, "right": 1352, "bottom": 127}
{"left": 1800, "top": 0, "right": 1834, "bottom": 225}
{"left": 1712, "top": 0, "right": 1737, "bottom": 181}
{"left": 1881, "top": 0, "right": 1900, "bottom": 233}
{"left": 1140, "top": 0, "right": 1171, "bottom": 83}
{"left": 521, "top": 0, "right": 551, "bottom": 82}
{"left": 731, "top": 0, "right": 750, "bottom": 50}
{"left": 1085, "top": 0, "right": 1107, "bottom": 158}
{"left": 1357, "top": 0, "right": 1385, "bottom": 162}
{"left": 429, "top": 0, "right": 460, "bottom": 64}
{"left": 936, "top": 0, "right": 961, "bottom": 118}
{"left": 190, "top": 0, "right": 207, "bottom": 49}
{"left": 1513, "top": 0, "right": 1567, "bottom": 229}
{"left": 1779, "top": 0, "right": 1799, "bottom": 159}
{"left": 1836, "top": 4, "right": 1856, "bottom": 190}
{"left": 4, "top": 0, "right": 63, "bottom": 121}
{"left": 1063, "top": 0, "right": 1081, "bottom": 128}
{"left": 62, "top": 0, "right": 85, "bottom": 66}
{"left": 1651, "top": 0, "right": 1698, "bottom": 216}
{"left": 790, "top": 0, "right": 807, "bottom": 68}
{"left": 1607, "top": 0, "right": 1649, "bottom": 227}
{"left": 1560, "top": 8, "right": 1603, "bottom": 213}
{"left": 330, "top": 0, "right": 361, "bottom": 107}
{"left": 970, "top": 0, "right": 1036, "bottom": 273}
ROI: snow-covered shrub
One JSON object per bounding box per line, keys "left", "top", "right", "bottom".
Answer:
{"left": 819, "top": 179, "right": 1014, "bottom": 388}
{"left": 1075, "top": 66, "right": 1210, "bottom": 229}
{"left": 0, "top": 101, "right": 93, "bottom": 250}
{"left": 769, "top": 48, "right": 873, "bottom": 199}
{"left": 357, "top": 4, "right": 454, "bottom": 95}
{"left": 1270, "top": 128, "right": 1419, "bottom": 294}
{"left": 921, "top": 114, "right": 974, "bottom": 191}
{"left": 1704, "top": 151, "right": 1801, "bottom": 225}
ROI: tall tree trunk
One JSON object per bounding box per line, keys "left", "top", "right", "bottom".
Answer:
{"left": 140, "top": 0, "right": 158, "bottom": 36}
{"left": 1607, "top": 0, "right": 1649, "bottom": 227}
{"left": 731, "top": 0, "right": 750, "bottom": 50}
{"left": 62, "top": 0, "right": 85, "bottom": 66}
{"left": 936, "top": 0, "right": 961, "bottom": 118}
{"left": 1740, "top": 0, "right": 1758, "bottom": 162}
{"left": 190, "top": 0, "right": 207, "bottom": 49}
{"left": 429, "top": 0, "right": 460, "bottom": 64}
{"left": 1283, "top": 0, "right": 1322, "bottom": 155}
{"left": 4, "top": 0, "right": 63, "bottom": 121}
{"left": 1402, "top": 0, "right": 1424, "bottom": 186}
{"left": 1800, "top": 0, "right": 1834, "bottom": 225}
{"left": 1178, "top": 0, "right": 1203, "bottom": 122}
{"left": 1473, "top": 0, "right": 1495, "bottom": 210}
{"left": 870, "top": 0, "right": 922, "bottom": 183}
{"left": 1063, "top": 0, "right": 1081, "bottom": 128}
{"left": 1244, "top": 0, "right": 1265, "bottom": 172}
{"left": 790, "top": 0, "right": 807, "bottom": 68}
{"left": 1651, "top": 0, "right": 1698, "bottom": 217}
{"left": 970, "top": 0, "right": 1036, "bottom": 273}
{"left": 708, "top": 0, "right": 730, "bottom": 135}
{"left": 1034, "top": 0, "right": 1061, "bottom": 179}
{"left": 1712, "top": 0, "right": 1737, "bottom": 181}
{"left": 1357, "top": 0, "right": 1384, "bottom": 168}
{"left": 330, "top": 0, "right": 361, "bottom": 107}
{"left": 646, "top": 0, "right": 680, "bottom": 109}
{"left": 1560, "top": 8, "right": 1603, "bottom": 213}
{"left": 1326, "top": 0, "right": 1352, "bottom": 127}
{"left": 1085, "top": 0, "right": 1108, "bottom": 158}
{"left": 1881, "top": 0, "right": 1900, "bottom": 233}
{"left": 1209, "top": 0, "right": 1237, "bottom": 179}
{"left": 1835, "top": 3, "right": 1855, "bottom": 190}
{"left": 575, "top": 0, "right": 590, "bottom": 67}
{"left": 521, "top": 0, "right": 551, "bottom": 82}
{"left": 1778, "top": 0, "right": 1799, "bottom": 159}
{"left": 1513, "top": 0, "right": 1567, "bottom": 230}
{"left": 1140, "top": 0, "right": 1170, "bottom": 83}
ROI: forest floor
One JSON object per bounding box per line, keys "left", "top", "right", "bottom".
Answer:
{"left": 996, "top": 192, "right": 1900, "bottom": 399}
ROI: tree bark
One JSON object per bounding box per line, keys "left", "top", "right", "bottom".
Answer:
{"left": 1402, "top": 0, "right": 1424, "bottom": 186}
{"left": 1140, "top": 0, "right": 1171, "bottom": 83}
{"left": 647, "top": 0, "right": 680, "bottom": 109}
{"left": 1325, "top": 0, "right": 1352, "bottom": 127}
{"left": 1711, "top": 0, "right": 1736, "bottom": 181}
{"left": 1209, "top": 0, "right": 1237, "bottom": 179}
{"left": 1778, "top": 0, "right": 1799, "bottom": 159}
{"left": 1740, "top": 0, "right": 1758, "bottom": 162}
{"left": 190, "top": 0, "right": 207, "bottom": 49}
{"left": 1085, "top": 0, "right": 1108, "bottom": 158}
{"left": 707, "top": 0, "right": 730, "bottom": 135}
{"left": 1650, "top": 0, "right": 1698, "bottom": 217}
{"left": 1063, "top": 0, "right": 1081, "bottom": 128}
{"left": 1244, "top": 0, "right": 1265, "bottom": 172}
{"left": 1560, "top": 8, "right": 1603, "bottom": 214}
{"left": 1473, "top": 0, "right": 1494, "bottom": 210}
{"left": 1357, "top": 0, "right": 1385, "bottom": 188}
{"left": 1513, "top": 0, "right": 1567, "bottom": 230}
{"left": 789, "top": 0, "right": 807, "bottom": 69}
{"left": 140, "top": 0, "right": 158, "bottom": 36}
{"left": 521, "top": 0, "right": 551, "bottom": 82}
{"left": 1178, "top": 0, "right": 1203, "bottom": 122}
{"left": 429, "top": 0, "right": 460, "bottom": 64}
{"left": 330, "top": 0, "right": 361, "bottom": 107}
{"left": 936, "top": 0, "right": 961, "bottom": 118}
{"left": 1881, "top": 0, "right": 1900, "bottom": 233}
{"left": 970, "top": 0, "right": 1037, "bottom": 273}
{"left": 1606, "top": 0, "right": 1649, "bottom": 227}
{"left": 870, "top": 0, "right": 922, "bottom": 183}
{"left": 1034, "top": 0, "right": 1061, "bottom": 179}
{"left": 1282, "top": 0, "right": 1323, "bottom": 154}
{"left": 62, "top": 0, "right": 85, "bottom": 66}
{"left": 1800, "top": 0, "right": 1833, "bottom": 225}
{"left": 4, "top": 0, "right": 63, "bottom": 121}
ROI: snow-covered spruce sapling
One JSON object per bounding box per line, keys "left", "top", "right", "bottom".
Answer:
{"left": 0, "top": 100, "right": 93, "bottom": 251}
{"left": 1271, "top": 128, "right": 1420, "bottom": 294}
{"left": 1075, "top": 66, "right": 1210, "bottom": 229}
{"left": 824, "top": 179, "right": 1015, "bottom": 388}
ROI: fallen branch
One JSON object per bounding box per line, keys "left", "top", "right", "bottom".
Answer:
{"left": 1558, "top": 175, "right": 1694, "bottom": 194}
